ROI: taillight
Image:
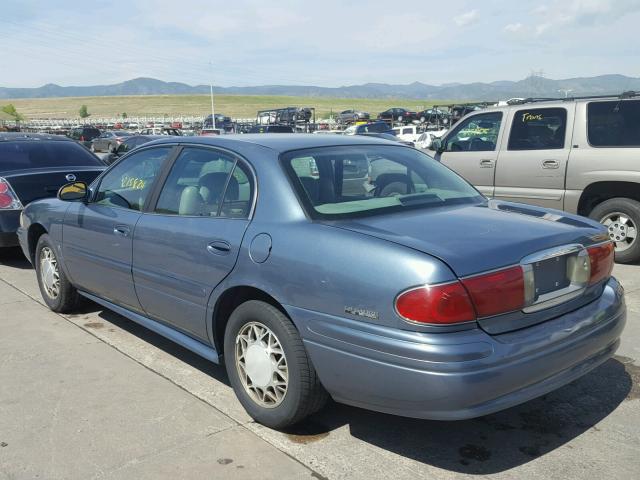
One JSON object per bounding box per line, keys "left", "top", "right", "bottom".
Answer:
{"left": 588, "top": 242, "right": 614, "bottom": 285}
{"left": 80, "top": 135, "right": 85, "bottom": 141}
{"left": 462, "top": 266, "right": 526, "bottom": 317}
{"left": 0, "top": 177, "right": 23, "bottom": 210}
{"left": 395, "top": 282, "right": 476, "bottom": 325}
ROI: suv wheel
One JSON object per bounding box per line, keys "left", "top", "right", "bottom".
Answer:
{"left": 589, "top": 198, "right": 640, "bottom": 264}
{"left": 35, "top": 234, "right": 81, "bottom": 312}
{"left": 224, "top": 300, "right": 328, "bottom": 429}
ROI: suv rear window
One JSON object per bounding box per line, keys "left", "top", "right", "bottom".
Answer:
{"left": 588, "top": 100, "right": 640, "bottom": 147}
{"left": 0, "top": 141, "right": 104, "bottom": 171}
{"left": 508, "top": 108, "right": 567, "bottom": 150}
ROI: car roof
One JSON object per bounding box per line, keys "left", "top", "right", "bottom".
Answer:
{"left": 482, "top": 94, "right": 636, "bottom": 113}
{"left": 0, "top": 132, "right": 74, "bottom": 142}
{"left": 145, "top": 133, "right": 403, "bottom": 153}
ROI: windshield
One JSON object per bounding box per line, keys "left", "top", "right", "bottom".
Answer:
{"left": 0, "top": 141, "right": 104, "bottom": 171}
{"left": 282, "top": 145, "right": 483, "bottom": 219}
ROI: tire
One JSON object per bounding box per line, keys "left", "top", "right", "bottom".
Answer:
{"left": 35, "top": 234, "right": 81, "bottom": 313}
{"left": 589, "top": 197, "right": 640, "bottom": 264}
{"left": 224, "top": 300, "right": 328, "bottom": 429}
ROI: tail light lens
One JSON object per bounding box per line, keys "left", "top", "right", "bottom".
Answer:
{"left": 462, "top": 266, "right": 526, "bottom": 317}
{"left": 395, "top": 282, "right": 476, "bottom": 325}
{"left": 0, "top": 177, "right": 23, "bottom": 210}
{"left": 588, "top": 242, "right": 615, "bottom": 285}
{"left": 396, "top": 243, "right": 614, "bottom": 326}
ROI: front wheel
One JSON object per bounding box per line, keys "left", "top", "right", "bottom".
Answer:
{"left": 35, "top": 234, "right": 81, "bottom": 312}
{"left": 589, "top": 197, "right": 640, "bottom": 264}
{"left": 224, "top": 300, "right": 328, "bottom": 429}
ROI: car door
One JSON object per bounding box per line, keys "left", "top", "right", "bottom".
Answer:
{"left": 132, "top": 146, "right": 254, "bottom": 340}
{"left": 436, "top": 111, "right": 505, "bottom": 198}
{"left": 493, "top": 105, "right": 574, "bottom": 209}
{"left": 62, "top": 146, "right": 174, "bottom": 311}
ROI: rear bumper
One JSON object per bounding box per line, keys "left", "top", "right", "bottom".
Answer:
{"left": 287, "top": 277, "right": 626, "bottom": 420}
{"left": 0, "top": 211, "right": 21, "bottom": 247}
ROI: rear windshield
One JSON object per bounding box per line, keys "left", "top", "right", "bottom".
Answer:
{"left": 588, "top": 99, "right": 640, "bottom": 147}
{"left": 0, "top": 141, "right": 104, "bottom": 171}
{"left": 282, "top": 145, "right": 483, "bottom": 219}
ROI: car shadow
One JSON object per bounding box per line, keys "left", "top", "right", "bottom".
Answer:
{"left": 86, "top": 306, "right": 231, "bottom": 387}
{"left": 285, "top": 356, "right": 637, "bottom": 474}
{"left": 0, "top": 247, "right": 32, "bottom": 269}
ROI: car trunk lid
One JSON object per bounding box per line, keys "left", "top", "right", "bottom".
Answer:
{"left": 2, "top": 166, "right": 104, "bottom": 204}
{"left": 329, "top": 200, "right": 609, "bottom": 334}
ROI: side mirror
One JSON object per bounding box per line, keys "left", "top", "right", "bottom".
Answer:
{"left": 58, "top": 182, "right": 88, "bottom": 202}
{"left": 429, "top": 138, "right": 443, "bottom": 152}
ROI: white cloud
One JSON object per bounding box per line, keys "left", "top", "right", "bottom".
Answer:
{"left": 453, "top": 9, "right": 479, "bottom": 27}
{"left": 504, "top": 22, "right": 523, "bottom": 33}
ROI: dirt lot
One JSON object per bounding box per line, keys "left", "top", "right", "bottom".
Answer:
{"left": 0, "top": 247, "right": 638, "bottom": 479}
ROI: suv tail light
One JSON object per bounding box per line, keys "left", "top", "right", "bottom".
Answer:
{"left": 0, "top": 178, "right": 23, "bottom": 210}
{"left": 395, "top": 282, "right": 476, "bottom": 325}
{"left": 587, "top": 242, "right": 615, "bottom": 285}
{"left": 79, "top": 135, "right": 85, "bottom": 142}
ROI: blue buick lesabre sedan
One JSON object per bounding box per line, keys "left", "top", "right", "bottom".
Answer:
{"left": 18, "top": 135, "right": 625, "bottom": 429}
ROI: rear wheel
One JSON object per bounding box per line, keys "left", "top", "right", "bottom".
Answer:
{"left": 224, "top": 300, "right": 328, "bottom": 429}
{"left": 35, "top": 234, "right": 80, "bottom": 312}
{"left": 589, "top": 198, "right": 640, "bottom": 264}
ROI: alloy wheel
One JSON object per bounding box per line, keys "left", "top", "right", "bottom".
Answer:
{"left": 601, "top": 212, "right": 638, "bottom": 253}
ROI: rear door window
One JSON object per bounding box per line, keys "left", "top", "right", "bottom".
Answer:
{"left": 587, "top": 99, "right": 640, "bottom": 147}
{"left": 508, "top": 108, "right": 567, "bottom": 150}
{"left": 154, "top": 147, "right": 254, "bottom": 218}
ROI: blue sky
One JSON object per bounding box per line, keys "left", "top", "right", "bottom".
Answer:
{"left": 2, "top": 0, "right": 639, "bottom": 88}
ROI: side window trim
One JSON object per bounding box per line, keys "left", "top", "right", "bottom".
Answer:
{"left": 143, "top": 145, "right": 183, "bottom": 213}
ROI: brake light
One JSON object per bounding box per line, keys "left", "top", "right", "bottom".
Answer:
{"left": 80, "top": 135, "right": 85, "bottom": 141}
{"left": 462, "top": 266, "right": 526, "bottom": 317}
{"left": 395, "top": 282, "right": 476, "bottom": 324}
{"left": 588, "top": 242, "right": 614, "bottom": 285}
{"left": 0, "top": 178, "right": 23, "bottom": 210}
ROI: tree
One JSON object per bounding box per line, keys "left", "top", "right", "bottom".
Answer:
{"left": 79, "top": 105, "right": 90, "bottom": 118}
{"left": 122, "top": 112, "right": 128, "bottom": 119}
{"left": 1, "top": 104, "right": 25, "bottom": 122}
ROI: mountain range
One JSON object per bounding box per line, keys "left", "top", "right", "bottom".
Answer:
{"left": 2, "top": 75, "right": 639, "bottom": 101}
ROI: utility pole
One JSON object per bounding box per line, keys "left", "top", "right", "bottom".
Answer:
{"left": 209, "top": 61, "right": 216, "bottom": 129}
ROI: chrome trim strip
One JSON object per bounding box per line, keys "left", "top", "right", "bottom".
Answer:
{"left": 520, "top": 243, "right": 583, "bottom": 264}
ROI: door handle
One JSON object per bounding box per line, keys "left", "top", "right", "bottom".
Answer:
{"left": 479, "top": 159, "right": 495, "bottom": 168}
{"left": 113, "top": 225, "right": 130, "bottom": 237}
{"left": 542, "top": 159, "right": 559, "bottom": 169}
{"left": 207, "top": 240, "right": 231, "bottom": 255}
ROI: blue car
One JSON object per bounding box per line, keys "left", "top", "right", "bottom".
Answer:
{"left": 18, "top": 134, "right": 625, "bottom": 429}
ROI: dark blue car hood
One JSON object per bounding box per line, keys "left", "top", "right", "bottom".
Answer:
{"left": 332, "top": 200, "right": 607, "bottom": 277}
